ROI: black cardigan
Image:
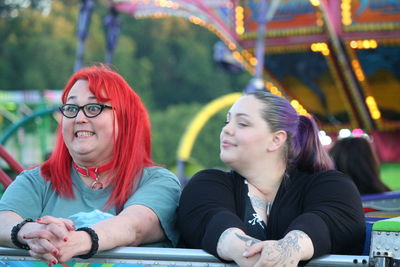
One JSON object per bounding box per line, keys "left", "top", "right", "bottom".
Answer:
{"left": 177, "top": 168, "right": 365, "bottom": 259}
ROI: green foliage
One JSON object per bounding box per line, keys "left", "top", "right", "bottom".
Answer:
{"left": 150, "top": 103, "right": 202, "bottom": 167}
{"left": 170, "top": 159, "right": 205, "bottom": 180}
{"left": 0, "top": 4, "right": 77, "bottom": 89}
{"left": 112, "top": 36, "right": 155, "bottom": 109}
{"left": 381, "top": 163, "right": 400, "bottom": 190}
{"left": 0, "top": 0, "right": 52, "bottom": 17}
{"left": 150, "top": 102, "right": 229, "bottom": 171}
{"left": 120, "top": 16, "right": 250, "bottom": 109}
{"left": 191, "top": 107, "right": 229, "bottom": 169}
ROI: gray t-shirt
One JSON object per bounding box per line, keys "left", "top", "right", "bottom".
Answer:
{"left": 0, "top": 165, "right": 181, "bottom": 247}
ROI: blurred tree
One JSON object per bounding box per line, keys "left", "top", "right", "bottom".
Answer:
{"left": 151, "top": 102, "right": 229, "bottom": 170}
{"left": 191, "top": 106, "right": 229, "bottom": 169}
{"left": 0, "top": 2, "right": 250, "bottom": 102}
{"left": 0, "top": 1, "right": 78, "bottom": 89}
{"left": 150, "top": 103, "right": 202, "bottom": 167}
{"left": 111, "top": 36, "right": 155, "bottom": 109}
{"left": 0, "top": 0, "right": 52, "bottom": 17}
{"left": 120, "top": 17, "right": 250, "bottom": 109}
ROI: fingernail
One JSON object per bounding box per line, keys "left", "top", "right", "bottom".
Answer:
{"left": 52, "top": 260, "right": 57, "bottom": 265}
{"left": 36, "top": 218, "right": 41, "bottom": 222}
{"left": 53, "top": 250, "right": 58, "bottom": 255}
{"left": 242, "top": 251, "right": 249, "bottom": 257}
{"left": 64, "top": 237, "right": 68, "bottom": 242}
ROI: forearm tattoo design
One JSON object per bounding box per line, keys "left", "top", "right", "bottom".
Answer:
{"left": 267, "top": 230, "right": 304, "bottom": 266}
{"left": 217, "top": 229, "right": 262, "bottom": 258}
{"left": 235, "top": 233, "right": 261, "bottom": 248}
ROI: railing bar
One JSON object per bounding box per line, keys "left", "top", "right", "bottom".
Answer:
{"left": 0, "top": 247, "right": 369, "bottom": 266}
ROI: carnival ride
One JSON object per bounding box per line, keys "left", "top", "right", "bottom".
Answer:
{"left": 0, "top": 90, "right": 60, "bottom": 186}
{"left": 1, "top": 0, "right": 400, "bottom": 266}
{"left": 106, "top": 0, "right": 400, "bottom": 175}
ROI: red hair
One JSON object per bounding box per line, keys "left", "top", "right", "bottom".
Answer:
{"left": 41, "top": 65, "right": 154, "bottom": 209}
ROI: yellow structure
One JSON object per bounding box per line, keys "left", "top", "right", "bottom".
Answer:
{"left": 177, "top": 92, "right": 242, "bottom": 162}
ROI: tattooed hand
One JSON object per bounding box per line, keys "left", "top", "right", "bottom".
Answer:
{"left": 216, "top": 228, "right": 262, "bottom": 267}
{"left": 243, "top": 230, "right": 314, "bottom": 267}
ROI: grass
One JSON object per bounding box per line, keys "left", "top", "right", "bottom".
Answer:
{"left": 381, "top": 163, "right": 400, "bottom": 190}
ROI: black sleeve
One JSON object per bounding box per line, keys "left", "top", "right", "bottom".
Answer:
{"left": 286, "top": 171, "right": 365, "bottom": 257}
{"left": 177, "top": 169, "right": 246, "bottom": 257}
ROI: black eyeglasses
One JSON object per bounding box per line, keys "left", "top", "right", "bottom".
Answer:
{"left": 59, "top": 103, "right": 112, "bottom": 118}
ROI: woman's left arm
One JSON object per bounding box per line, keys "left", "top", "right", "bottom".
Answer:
{"left": 54, "top": 167, "right": 181, "bottom": 262}
{"left": 92, "top": 167, "right": 181, "bottom": 250}
{"left": 244, "top": 230, "right": 314, "bottom": 267}
{"left": 94, "top": 204, "right": 165, "bottom": 248}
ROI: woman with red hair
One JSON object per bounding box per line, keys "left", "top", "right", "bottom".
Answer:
{"left": 0, "top": 65, "right": 181, "bottom": 265}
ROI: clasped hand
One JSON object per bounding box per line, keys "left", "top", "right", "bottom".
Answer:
{"left": 21, "top": 216, "right": 76, "bottom": 265}
{"left": 241, "top": 230, "right": 312, "bottom": 267}
{"left": 242, "top": 239, "right": 302, "bottom": 267}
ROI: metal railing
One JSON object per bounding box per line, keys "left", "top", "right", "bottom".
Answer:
{"left": 0, "top": 246, "right": 370, "bottom": 267}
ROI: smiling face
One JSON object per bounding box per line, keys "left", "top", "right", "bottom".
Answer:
{"left": 62, "top": 79, "right": 116, "bottom": 166}
{"left": 220, "top": 95, "right": 273, "bottom": 170}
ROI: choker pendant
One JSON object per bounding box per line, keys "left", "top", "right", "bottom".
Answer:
{"left": 91, "top": 177, "right": 104, "bottom": 190}
{"left": 73, "top": 162, "right": 112, "bottom": 190}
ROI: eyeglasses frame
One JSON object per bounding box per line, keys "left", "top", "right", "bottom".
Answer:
{"left": 59, "top": 103, "right": 112, "bottom": 118}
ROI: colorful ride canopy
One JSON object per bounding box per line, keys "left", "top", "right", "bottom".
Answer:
{"left": 112, "top": 0, "right": 400, "bottom": 132}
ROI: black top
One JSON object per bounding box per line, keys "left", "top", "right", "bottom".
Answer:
{"left": 177, "top": 168, "right": 365, "bottom": 260}
{"left": 243, "top": 183, "right": 267, "bottom": 240}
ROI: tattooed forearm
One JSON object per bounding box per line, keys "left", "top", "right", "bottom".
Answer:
{"left": 217, "top": 229, "right": 262, "bottom": 264}
{"left": 278, "top": 230, "right": 303, "bottom": 252}
{"left": 254, "top": 230, "right": 305, "bottom": 266}
{"left": 235, "top": 233, "right": 261, "bottom": 248}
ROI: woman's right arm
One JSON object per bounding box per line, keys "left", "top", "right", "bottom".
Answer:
{"left": 217, "top": 227, "right": 261, "bottom": 266}
{"left": 0, "top": 210, "right": 24, "bottom": 247}
{"left": 0, "top": 168, "right": 74, "bottom": 265}
{"left": 0, "top": 211, "right": 74, "bottom": 265}
{"left": 177, "top": 170, "right": 249, "bottom": 259}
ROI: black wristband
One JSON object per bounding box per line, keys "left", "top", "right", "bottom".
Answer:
{"left": 11, "top": 218, "right": 34, "bottom": 250}
{"left": 76, "top": 227, "right": 99, "bottom": 259}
